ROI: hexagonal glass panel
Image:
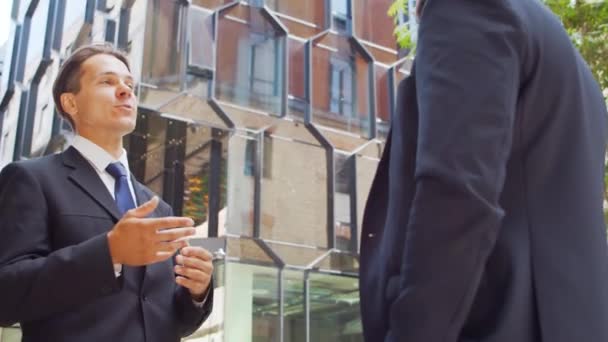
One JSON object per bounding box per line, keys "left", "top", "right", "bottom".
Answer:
{"left": 1, "top": 24, "right": 19, "bottom": 100}
{"left": 308, "top": 272, "right": 362, "bottom": 341}
{"left": 312, "top": 251, "right": 359, "bottom": 275}
{"left": 23, "top": 0, "right": 51, "bottom": 82}
{"left": 224, "top": 237, "right": 276, "bottom": 264}
{"left": 287, "top": 36, "right": 307, "bottom": 121}
{"left": 258, "top": 121, "right": 330, "bottom": 248}
{"left": 224, "top": 262, "right": 280, "bottom": 342}
{"left": 226, "top": 131, "right": 258, "bottom": 237}
{"left": 394, "top": 57, "right": 413, "bottom": 85}
{"left": 192, "top": 0, "right": 236, "bottom": 10}
{"left": 311, "top": 32, "right": 373, "bottom": 139}
{"left": 355, "top": 140, "right": 383, "bottom": 251}
{"left": 335, "top": 151, "right": 355, "bottom": 251}
{"left": 141, "top": 0, "right": 186, "bottom": 94}
{"left": 354, "top": 0, "right": 399, "bottom": 53}
{"left": 267, "top": 0, "right": 327, "bottom": 39}
{"left": 282, "top": 269, "right": 306, "bottom": 340}
{"left": 131, "top": 112, "right": 167, "bottom": 195}
{"left": 29, "top": 62, "right": 59, "bottom": 155}
{"left": 376, "top": 63, "right": 392, "bottom": 140}
{"left": 128, "top": 114, "right": 230, "bottom": 235}
{"left": 184, "top": 261, "right": 226, "bottom": 341}
{"left": 189, "top": 6, "right": 215, "bottom": 72}
{"left": 181, "top": 125, "right": 229, "bottom": 231}
{"left": 264, "top": 241, "right": 328, "bottom": 268}
{"left": 216, "top": 3, "right": 286, "bottom": 115}
{"left": 0, "top": 324, "right": 22, "bottom": 342}
{"left": 0, "top": 89, "right": 23, "bottom": 167}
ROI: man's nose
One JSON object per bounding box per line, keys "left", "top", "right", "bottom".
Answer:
{"left": 117, "top": 83, "right": 133, "bottom": 98}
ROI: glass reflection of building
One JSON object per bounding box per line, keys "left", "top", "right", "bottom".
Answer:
{"left": 0, "top": 0, "right": 413, "bottom": 341}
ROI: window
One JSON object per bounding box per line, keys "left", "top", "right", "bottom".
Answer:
{"left": 105, "top": 19, "right": 116, "bottom": 43}
{"left": 249, "top": 36, "right": 279, "bottom": 98}
{"left": 244, "top": 134, "right": 273, "bottom": 178}
{"left": 331, "top": 0, "right": 350, "bottom": 33}
{"left": 329, "top": 58, "right": 355, "bottom": 117}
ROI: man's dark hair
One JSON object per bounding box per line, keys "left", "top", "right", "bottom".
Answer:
{"left": 52, "top": 43, "right": 131, "bottom": 129}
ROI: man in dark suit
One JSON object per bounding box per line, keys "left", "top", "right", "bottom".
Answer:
{"left": 360, "top": 0, "right": 608, "bottom": 341}
{"left": 0, "top": 44, "right": 214, "bottom": 341}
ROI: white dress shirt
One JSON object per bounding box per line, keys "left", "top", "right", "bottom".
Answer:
{"left": 71, "top": 136, "right": 208, "bottom": 305}
{"left": 70, "top": 135, "right": 136, "bottom": 277}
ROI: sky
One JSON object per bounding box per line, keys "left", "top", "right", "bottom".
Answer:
{"left": 0, "top": 1, "right": 12, "bottom": 48}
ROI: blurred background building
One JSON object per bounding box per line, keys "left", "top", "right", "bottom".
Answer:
{"left": 0, "top": 0, "right": 413, "bottom": 341}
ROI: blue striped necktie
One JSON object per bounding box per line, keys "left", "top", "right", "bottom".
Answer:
{"left": 105, "top": 162, "right": 136, "bottom": 215}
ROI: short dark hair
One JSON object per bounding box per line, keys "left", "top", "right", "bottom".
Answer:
{"left": 52, "top": 43, "right": 131, "bottom": 129}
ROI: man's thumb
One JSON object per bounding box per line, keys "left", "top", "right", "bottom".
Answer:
{"left": 125, "top": 196, "right": 159, "bottom": 218}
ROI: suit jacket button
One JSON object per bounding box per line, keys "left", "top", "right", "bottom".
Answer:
{"left": 368, "top": 233, "right": 375, "bottom": 238}
{"left": 141, "top": 295, "right": 147, "bottom": 302}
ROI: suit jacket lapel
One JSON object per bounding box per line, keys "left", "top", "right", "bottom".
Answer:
{"left": 131, "top": 175, "right": 151, "bottom": 208}
{"left": 130, "top": 177, "right": 167, "bottom": 289}
{"left": 62, "top": 146, "right": 122, "bottom": 221}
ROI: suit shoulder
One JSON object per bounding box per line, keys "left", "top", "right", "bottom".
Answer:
{"left": 0, "top": 153, "right": 63, "bottom": 177}
{"left": 134, "top": 180, "right": 173, "bottom": 216}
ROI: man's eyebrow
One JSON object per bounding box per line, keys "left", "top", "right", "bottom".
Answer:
{"left": 97, "top": 71, "right": 134, "bottom": 81}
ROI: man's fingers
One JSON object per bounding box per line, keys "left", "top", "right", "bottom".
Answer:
{"left": 145, "top": 217, "right": 195, "bottom": 231}
{"left": 154, "top": 250, "right": 178, "bottom": 263}
{"left": 180, "top": 246, "right": 213, "bottom": 261}
{"left": 174, "top": 266, "right": 210, "bottom": 283}
{"left": 175, "top": 255, "right": 213, "bottom": 274}
{"left": 155, "top": 227, "right": 196, "bottom": 242}
{"left": 175, "top": 276, "right": 207, "bottom": 293}
{"left": 124, "top": 196, "right": 159, "bottom": 218}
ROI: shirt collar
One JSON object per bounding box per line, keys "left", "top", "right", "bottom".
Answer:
{"left": 70, "top": 135, "right": 131, "bottom": 177}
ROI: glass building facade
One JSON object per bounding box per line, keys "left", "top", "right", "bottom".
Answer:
{"left": 0, "top": 0, "right": 413, "bottom": 341}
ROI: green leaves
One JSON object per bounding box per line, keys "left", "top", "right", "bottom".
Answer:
{"left": 387, "top": 0, "right": 415, "bottom": 51}
{"left": 544, "top": 0, "right": 608, "bottom": 98}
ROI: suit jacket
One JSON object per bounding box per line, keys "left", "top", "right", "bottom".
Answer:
{"left": 0, "top": 146, "right": 213, "bottom": 342}
{"left": 359, "top": 0, "right": 608, "bottom": 341}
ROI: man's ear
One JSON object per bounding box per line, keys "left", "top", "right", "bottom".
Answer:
{"left": 60, "top": 93, "right": 78, "bottom": 120}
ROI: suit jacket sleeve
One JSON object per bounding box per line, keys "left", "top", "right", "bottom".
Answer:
{"left": 0, "top": 162, "right": 121, "bottom": 326}
{"left": 388, "top": 1, "right": 525, "bottom": 341}
{"left": 163, "top": 205, "right": 214, "bottom": 337}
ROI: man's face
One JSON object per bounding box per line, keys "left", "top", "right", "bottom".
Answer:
{"left": 67, "top": 53, "right": 137, "bottom": 139}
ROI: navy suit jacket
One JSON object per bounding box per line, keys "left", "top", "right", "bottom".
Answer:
{"left": 0, "top": 146, "right": 212, "bottom": 342}
{"left": 360, "top": 0, "right": 608, "bottom": 341}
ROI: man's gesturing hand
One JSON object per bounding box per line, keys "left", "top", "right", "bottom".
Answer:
{"left": 174, "top": 247, "right": 213, "bottom": 301}
{"left": 107, "top": 196, "right": 196, "bottom": 266}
